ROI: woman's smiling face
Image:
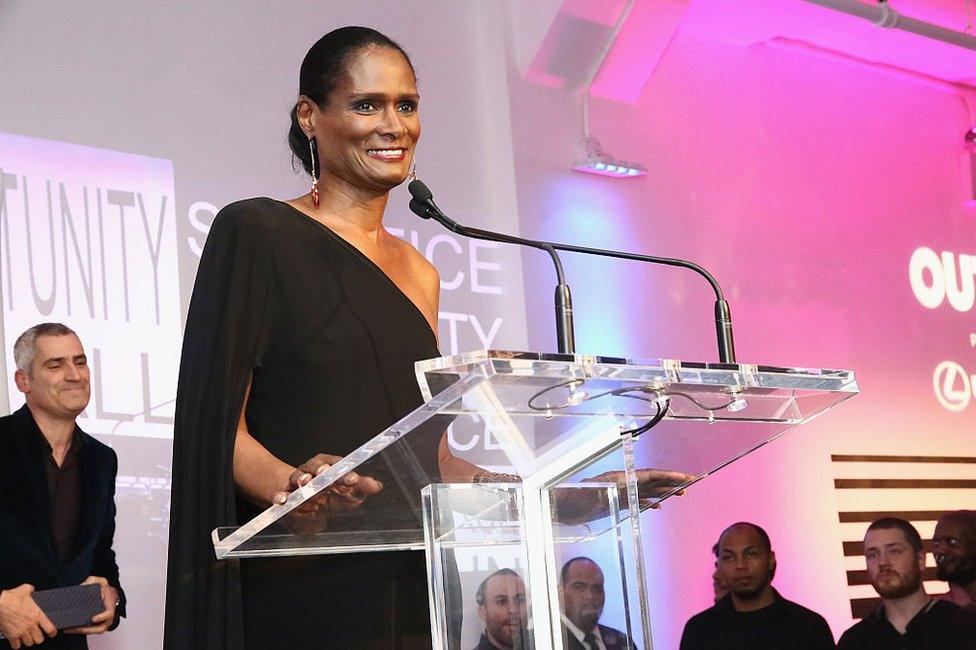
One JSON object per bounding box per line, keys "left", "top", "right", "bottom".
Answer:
{"left": 307, "top": 45, "right": 420, "bottom": 195}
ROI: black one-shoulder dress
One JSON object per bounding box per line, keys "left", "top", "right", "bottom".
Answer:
{"left": 164, "top": 198, "right": 445, "bottom": 649}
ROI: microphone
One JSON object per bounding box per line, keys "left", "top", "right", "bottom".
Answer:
{"left": 548, "top": 242, "right": 736, "bottom": 363}
{"left": 408, "top": 180, "right": 576, "bottom": 354}
{"left": 408, "top": 180, "right": 736, "bottom": 364}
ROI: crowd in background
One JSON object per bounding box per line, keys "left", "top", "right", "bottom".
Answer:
{"left": 3, "top": 321, "right": 975, "bottom": 649}
{"left": 681, "top": 513, "right": 976, "bottom": 649}
{"left": 468, "top": 512, "right": 976, "bottom": 650}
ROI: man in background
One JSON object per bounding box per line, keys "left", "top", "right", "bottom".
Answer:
{"left": 473, "top": 568, "right": 530, "bottom": 650}
{"left": 711, "top": 542, "right": 730, "bottom": 603}
{"left": 838, "top": 517, "right": 976, "bottom": 649}
{"left": 0, "top": 324, "right": 124, "bottom": 649}
{"left": 559, "top": 557, "right": 634, "bottom": 650}
{"left": 934, "top": 510, "right": 976, "bottom": 613}
{"left": 680, "top": 522, "right": 833, "bottom": 649}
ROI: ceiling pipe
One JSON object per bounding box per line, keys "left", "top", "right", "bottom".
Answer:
{"left": 580, "top": 0, "right": 636, "bottom": 141}
{"left": 799, "top": 0, "right": 976, "bottom": 52}
{"left": 574, "top": 0, "right": 648, "bottom": 177}
{"left": 767, "top": 35, "right": 976, "bottom": 199}
{"left": 767, "top": 36, "right": 976, "bottom": 124}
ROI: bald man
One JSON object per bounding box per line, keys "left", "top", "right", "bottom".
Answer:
{"left": 680, "top": 522, "right": 833, "bottom": 650}
{"left": 559, "top": 557, "right": 635, "bottom": 650}
{"left": 934, "top": 510, "right": 976, "bottom": 614}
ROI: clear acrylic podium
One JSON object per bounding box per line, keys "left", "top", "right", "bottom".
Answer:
{"left": 213, "top": 350, "right": 858, "bottom": 649}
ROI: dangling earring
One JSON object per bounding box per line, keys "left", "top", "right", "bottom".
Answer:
{"left": 408, "top": 159, "right": 417, "bottom": 182}
{"left": 309, "top": 136, "right": 320, "bottom": 208}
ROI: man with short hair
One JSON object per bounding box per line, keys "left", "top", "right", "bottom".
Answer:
{"left": 838, "top": 517, "right": 976, "bottom": 649}
{"left": 711, "top": 542, "right": 730, "bottom": 603}
{"left": 559, "top": 557, "right": 634, "bottom": 650}
{"left": 0, "top": 324, "right": 125, "bottom": 649}
{"left": 934, "top": 510, "right": 976, "bottom": 613}
{"left": 473, "top": 568, "right": 530, "bottom": 650}
{"left": 680, "top": 522, "right": 834, "bottom": 649}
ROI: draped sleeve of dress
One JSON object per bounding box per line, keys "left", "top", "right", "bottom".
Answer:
{"left": 164, "top": 198, "right": 444, "bottom": 649}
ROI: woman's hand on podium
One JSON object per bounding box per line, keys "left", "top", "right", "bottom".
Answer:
{"left": 555, "top": 468, "right": 695, "bottom": 523}
{"left": 277, "top": 453, "right": 385, "bottom": 503}
{"left": 271, "top": 454, "right": 385, "bottom": 533}
{"left": 586, "top": 468, "right": 694, "bottom": 509}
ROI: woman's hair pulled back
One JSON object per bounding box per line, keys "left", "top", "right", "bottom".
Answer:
{"left": 288, "top": 26, "right": 414, "bottom": 176}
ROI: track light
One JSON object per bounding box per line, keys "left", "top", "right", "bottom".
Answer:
{"left": 573, "top": 137, "right": 647, "bottom": 179}
{"left": 573, "top": 155, "right": 647, "bottom": 178}
{"left": 572, "top": 0, "right": 647, "bottom": 180}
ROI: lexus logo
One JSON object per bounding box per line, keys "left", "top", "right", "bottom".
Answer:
{"left": 932, "top": 361, "right": 974, "bottom": 412}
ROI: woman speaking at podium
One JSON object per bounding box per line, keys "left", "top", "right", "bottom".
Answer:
{"left": 164, "top": 26, "right": 449, "bottom": 649}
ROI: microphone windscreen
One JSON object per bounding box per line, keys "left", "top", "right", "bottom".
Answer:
{"left": 408, "top": 179, "right": 433, "bottom": 202}
{"left": 408, "top": 198, "right": 432, "bottom": 219}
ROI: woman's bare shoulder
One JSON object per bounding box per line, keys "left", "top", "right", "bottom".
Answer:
{"left": 387, "top": 234, "right": 440, "bottom": 305}
{"left": 403, "top": 239, "right": 439, "bottom": 283}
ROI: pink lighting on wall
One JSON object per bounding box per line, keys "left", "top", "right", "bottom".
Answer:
{"left": 512, "top": 2, "right": 976, "bottom": 646}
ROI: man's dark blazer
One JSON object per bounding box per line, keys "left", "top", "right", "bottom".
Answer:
{"left": 562, "top": 623, "right": 637, "bottom": 650}
{"left": 0, "top": 405, "right": 125, "bottom": 649}
{"left": 472, "top": 628, "right": 534, "bottom": 649}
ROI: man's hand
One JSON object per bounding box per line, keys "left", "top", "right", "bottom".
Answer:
{"left": 0, "top": 584, "right": 57, "bottom": 648}
{"left": 64, "top": 576, "right": 116, "bottom": 636}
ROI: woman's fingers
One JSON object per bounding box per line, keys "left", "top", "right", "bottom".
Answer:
{"left": 588, "top": 468, "right": 693, "bottom": 492}
{"left": 295, "top": 454, "right": 360, "bottom": 486}
{"left": 634, "top": 468, "right": 695, "bottom": 486}
{"left": 297, "top": 453, "right": 336, "bottom": 477}
{"left": 286, "top": 469, "right": 313, "bottom": 491}
{"left": 276, "top": 452, "right": 381, "bottom": 509}
{"left": 356, "top": 476, "right": 384, "bottom": 497}
{"left": 331, "top": 476, "right": 383, "bottom": 503}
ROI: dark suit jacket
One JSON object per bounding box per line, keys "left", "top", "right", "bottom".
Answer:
{"left": 562, "top": 623, "right": 637, "bottom": 650}
{"left": 472, "top": 628, "right": 534, "bottom": 649}
{"left": 0, "top": 405, "right": 125, "bottom": 649}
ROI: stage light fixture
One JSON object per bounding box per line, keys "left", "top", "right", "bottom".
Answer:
{"left": 571, "top": 0, "right": 647, "bottom": 180}
{"left": 573, "top": 155, "right": 647, "bottom": 178}
{"left": 573, "top": 137, "right": 647, "bottom": 179}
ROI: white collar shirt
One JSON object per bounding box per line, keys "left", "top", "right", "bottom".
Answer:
{"left": 561, "top": 614, "right": 607, "bottom": 650}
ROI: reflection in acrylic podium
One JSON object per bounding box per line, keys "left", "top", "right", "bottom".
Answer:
{"left": 212, "top": 350, "right": 858, "bottom": 649}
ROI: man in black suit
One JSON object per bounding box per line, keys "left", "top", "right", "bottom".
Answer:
{"left": 559, "top": 557, "right": 635, "bottom": 650}
{"left": 0, "top": 323, "right": 124, "bottom": 649}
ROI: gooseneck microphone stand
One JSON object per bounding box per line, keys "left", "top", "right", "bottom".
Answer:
{"left": 408, "top": 181, "right": 576, "bottom": 354}
{"left": 545, "top": 242, "right": 736, "bottom": 364}
{"left": 408, "top": 180, "right": 736, "bottom": 364}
